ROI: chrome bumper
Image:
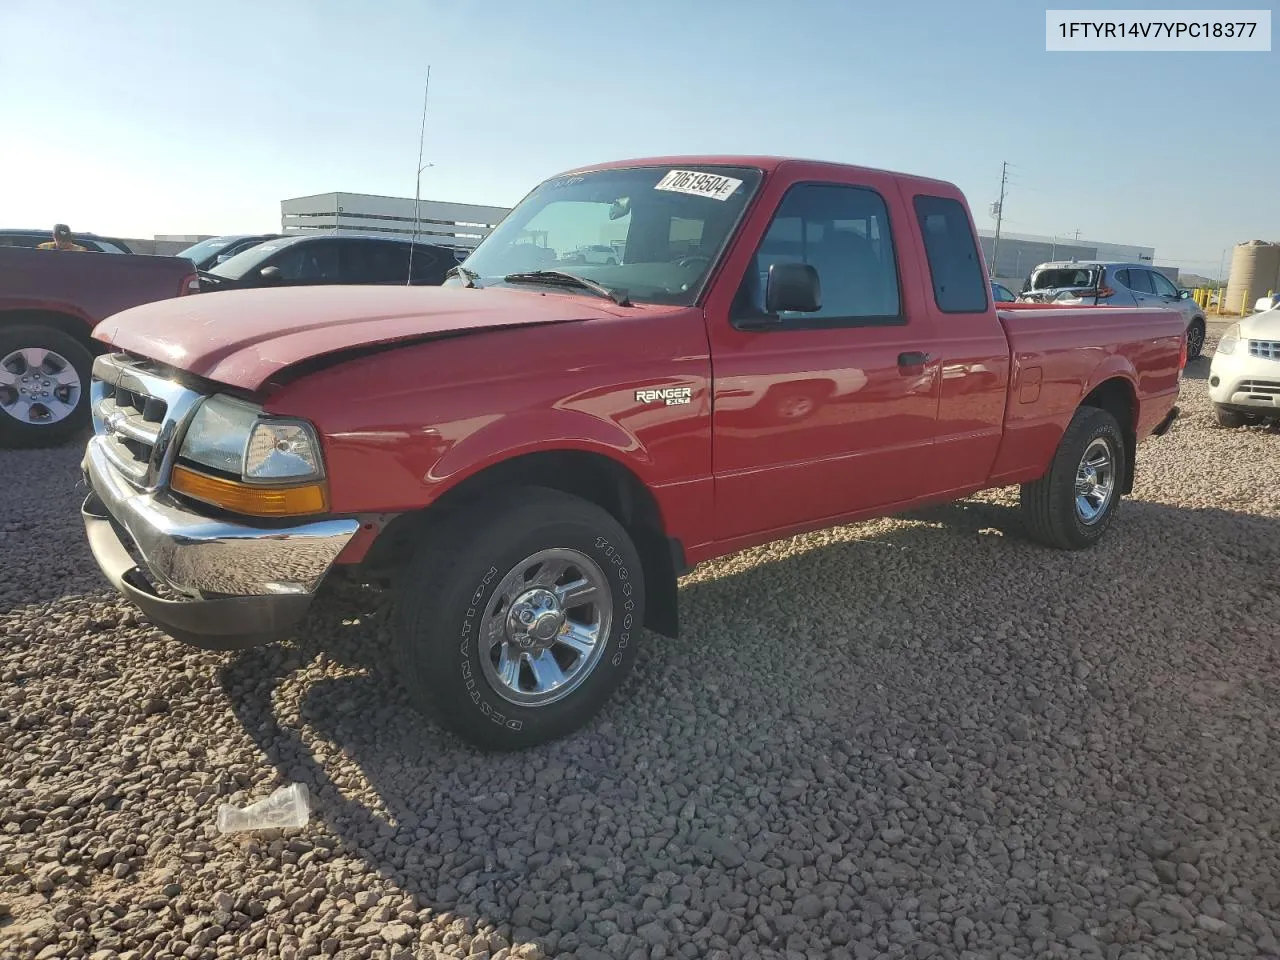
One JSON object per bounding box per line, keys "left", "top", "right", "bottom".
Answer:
{"left": 81, "top": 436, "right": 360, "bottom": 650}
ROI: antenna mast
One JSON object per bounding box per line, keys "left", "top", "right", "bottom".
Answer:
{"left": 407, "top": 66, "right": 431, "bottom": 285}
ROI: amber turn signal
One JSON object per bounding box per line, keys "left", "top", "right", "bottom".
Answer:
{"left": 171, "top": 465, "right": 329, "bottom": 517}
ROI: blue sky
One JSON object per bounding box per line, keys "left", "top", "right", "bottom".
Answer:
{"left": 2, "top": 0, "right": 1274, "bottom": 277}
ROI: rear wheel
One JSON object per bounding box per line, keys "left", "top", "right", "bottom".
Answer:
{"left": 1020, "top": 406, "right": 1126, "bottom": 550}
{"left": 392, "top": 487, "right": 646, "bottom": 750}
{"left": 1215, "top": 405, "right": 1248, "bottom": 428}
{"left": 1186, "top": 319, "right": 1206, "bottom": 360}
{"left": 0, "top": 326, "right": 93, "bottom": 448}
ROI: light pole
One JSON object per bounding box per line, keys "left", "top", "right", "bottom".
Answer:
{"left": 408, "top": 67, "right": 433, "bottom": 284}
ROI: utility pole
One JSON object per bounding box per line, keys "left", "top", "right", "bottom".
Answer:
{"left": 407, "top": 66, "right": 432, "bottom": 285}
{"left": 1073, "top": 228, "right": 1081, "bottom": 242}
{"left": 989, "top": 161, "right": 1009, "bottom": 279}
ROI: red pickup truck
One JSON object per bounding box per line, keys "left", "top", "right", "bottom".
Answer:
{"left": 0, "top": 246, "right": 197, "bottom": 447}
{"left": 79, "top": 156, "right": 1184, "bottom": 749}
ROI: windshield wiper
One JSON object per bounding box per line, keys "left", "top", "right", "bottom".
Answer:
{"left": 445, "top": 264, "right": 480, "bottom": 288}
{"left": 502, "top": 270, "right": 632, "bottom": 307}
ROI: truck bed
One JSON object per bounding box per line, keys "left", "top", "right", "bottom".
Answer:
{"left": 0, "top": 246, "right": 196, "bottom": 328}
{"left": 987, "top": 304, "right": 1186, "bottom": 486}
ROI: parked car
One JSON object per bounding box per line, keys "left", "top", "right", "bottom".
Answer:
{"left": 1208, "top": 305, "right": 1280, "bottom": 427}
{"left": 991, "top": 281, "right": 1017, "bottom": 302}
{"left": 193, "top": 233, "right": 458, "bottom": 291}
{"left": 175, "top": 234, "right": 280, "bottom": 271}
{"left": 1019, "top": 260, "right": 1207, "bottom": 360}
{"left": 0, "top": 247, "right": 197, "bottom": 446}
{"left": 0, "top": 228, "right": 134, "bottom": 254}
{"left": 79, "top": 155, "right": 1185, "bottom": 750}
{"left": 581, "top": 244, "right": 620, "bottom": 265}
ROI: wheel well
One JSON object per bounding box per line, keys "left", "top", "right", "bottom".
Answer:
{"left": 1082, "top": 377, "right": 1137, "bottom": 494}
{"left": 362, "top": 450, "right": 684, "bottom": 638}
{"left": 0, "top": 309, "right": 98, "bottom": 351}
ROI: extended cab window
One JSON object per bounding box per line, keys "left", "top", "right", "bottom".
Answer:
{"left": 735, "top": 183, "right": 901, "bottom": 325}
{"left": 913, "top": 195, "right": 988, "bottom": 313}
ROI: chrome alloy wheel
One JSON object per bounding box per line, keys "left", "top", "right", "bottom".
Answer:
{"left": 1074, "top": 437, "right": 1116, "bottom": 525}
{"left": 479, "top": 547, "right": 612, "bottom": 707}
{"left": 0, "top": 347, "right": 82, "bottom": 425}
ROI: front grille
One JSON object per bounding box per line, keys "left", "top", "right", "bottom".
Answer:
{"left": 1237, "top": 380, "right": 1280, "bottom": 398}
{"left": 1247, "top": 340, "right": 1280, "bottom": 361}
{"left": 91, "top": 353, "right": 204, "bottom": 490}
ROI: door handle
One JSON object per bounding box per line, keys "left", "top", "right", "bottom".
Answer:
{"left": 898, "top": 351, "right": 932, "bottom": 367}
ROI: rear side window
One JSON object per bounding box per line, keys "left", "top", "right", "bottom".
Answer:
{"left": 1127, "top": 268, "right": 1155, "bottom": 294}
{"left": 913, "top": 195, "right": 988, "bottom": 313}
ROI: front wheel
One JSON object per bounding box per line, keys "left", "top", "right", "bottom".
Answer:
{"left": 392, "top": 487, "right": 646, "bottom": 750}
{"left": 0, "top": 325, "right": 93, "bottom": 448}
{"left": 1019, "top": 406, "right": 1126, "bottom": 550}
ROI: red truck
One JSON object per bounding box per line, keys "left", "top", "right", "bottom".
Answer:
{"left": 0, "top": 246, "right": 197, "bottom": 447}
{"left": 79, "top": 156, "right": 1184, "bottom": 749}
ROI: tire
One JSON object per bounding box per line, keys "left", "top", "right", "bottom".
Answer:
{"left": 1019, "top": 406, "right": 1126, "bottom": 550}
{"left": 392, "top": 486, "right": 646, "bottom": 750}
{"left": 1186, "top": 318, "right": 1206, "bottom": 361}
{"left": 1215, "top": 405, "right": 1248, "bottom": 428}
{"left": 0, "top": 325, "right": 94, "bottom": 449}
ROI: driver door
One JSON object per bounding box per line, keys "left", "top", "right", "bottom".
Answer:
{"left": 705, "top": 177, "right": 942, "bottom": 544}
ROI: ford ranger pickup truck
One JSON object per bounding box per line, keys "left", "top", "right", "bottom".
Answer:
{"left": 79, "top": 156, "right": 1185, "bottom": 750}
{"left": 0, "top": 246, "right": 198, "bottom": 447}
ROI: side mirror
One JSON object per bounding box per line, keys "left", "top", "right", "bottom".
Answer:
{"left": 259, "top": 265, "right": 283, "bottom": 283}
{"left": 1178, "top": 289, "right": 1191, "bottom": 300}
{"left": 766, "top": 262, "right": 821, "bottom": 314}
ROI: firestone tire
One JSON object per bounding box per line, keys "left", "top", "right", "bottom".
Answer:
{"left": 0, "top": 325, "right": 94, "bottom": 449}
{"left": 392, "top": 486, "right": 646, "bottom": 751}
{"left": 1019, "top": 406, "right": 1126, "bottom": 551}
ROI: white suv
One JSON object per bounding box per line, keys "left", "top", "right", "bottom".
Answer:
{"left": 1208, "top": 305, "right": 1280, "bottom": 427}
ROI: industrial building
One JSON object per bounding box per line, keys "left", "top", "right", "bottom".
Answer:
{"left": 279, "top": 192, "right": 511, "bottom": 251}
{"left": 977, "top": 229, "right": 1173, "bottom": 289}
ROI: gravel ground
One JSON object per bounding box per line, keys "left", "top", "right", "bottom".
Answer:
{"left": 4, "top": 340, "right": 1280, "bottom": 960}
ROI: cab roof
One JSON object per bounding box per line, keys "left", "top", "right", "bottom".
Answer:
{"left": 557, "top": 155, "right": 961, "bottom": 194}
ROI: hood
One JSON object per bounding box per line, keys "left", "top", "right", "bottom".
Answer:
{"left": 93, "top": 284, "right": 645, "bottom": 392}
{"left": 1240, "top": 304, "right": 1280, "bottom": 338}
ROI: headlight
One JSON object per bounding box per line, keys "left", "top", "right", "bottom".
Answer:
{"left": 180, "top": 395, "right": 261, "bottom": 475}
{"left": 173, "top": 395, "right": 328, "bottom": 517}
{"left": 245, "top": 421, "right": 323, "bottom": 481}
{"left": 1216, "top": 323, "right": 1241, "bottom": 356}
{"left": 180, "top": 395, "right": 323, "bottom": 481}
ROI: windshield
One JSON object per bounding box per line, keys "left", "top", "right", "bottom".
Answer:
{"left": 208, "top": 238, "right": 294, "bottom": 279}
{"left": 178, "top": 236, "right": 241, "bottom": 264}
{"left": 452, "top": 164, "right": 763, "bottom": 305}
{"left": 1031, "top": 266, "right": 1100, "bottom": 289}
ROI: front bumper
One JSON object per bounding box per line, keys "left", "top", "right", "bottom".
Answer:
{"left": 1207, "top": 352, "right": 1280, "bottom": 412}
{"left": 81, "top": 436, "right": 360, "bottom": 650}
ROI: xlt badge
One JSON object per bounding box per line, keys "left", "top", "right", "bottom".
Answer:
{"left": 635, "top": 386, "right": 692, "bottom": 406}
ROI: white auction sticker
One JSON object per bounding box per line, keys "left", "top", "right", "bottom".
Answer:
{"left": 654, "top": 170, "right": 744, "bottom": 201}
